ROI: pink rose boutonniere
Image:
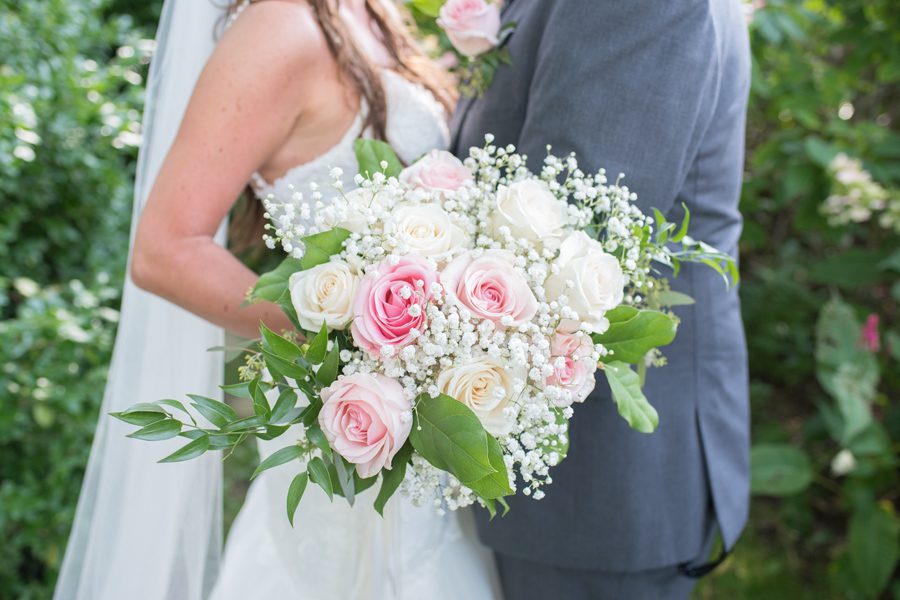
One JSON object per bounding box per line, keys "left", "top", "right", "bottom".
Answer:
{"left": 409, "top": 0, "right": 515, "bottom": 97}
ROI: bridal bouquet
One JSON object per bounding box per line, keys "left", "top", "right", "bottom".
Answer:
{"left": 114, "top": 137, "right": 736, "bottom": 521}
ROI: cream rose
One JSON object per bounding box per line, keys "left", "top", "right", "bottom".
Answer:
{"left": 390, "top": 203, "right": 469, "bottom": 262}
{"left": 491, "top": 180, "right": 567, "bottom": 248}
{"left": 544, "top": 231, "right": 625, "bottom": 333}
{"left": 436, "top": 355, "right": 522, "bottom": 436}
{"left": 288, "top": 260, "right": 358, "bottom": 332}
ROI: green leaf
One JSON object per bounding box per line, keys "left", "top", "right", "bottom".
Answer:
{"left": 110, "top": 410, "right": 167, "bottom": 426}
{"left": 222, "top": 414, "right": 269, "bottom": 432}
{"left": 848, "top": 504, "right": 900, "bottom": 597}
{"left": 593, "top": 308, "right": 677, "bottom": 364}
{"left": 188, "top": 394, "right": 237, "bottom": 429}
{"left": 249, "top": 378, "right": 270, "bottom": 418}
{"left": 409, "top": 0, "right": 443, "bottom": 18}
{"left": 308, "top": 456, "right": 334, "bottom": 501}
{"left": 353, "top": 138, "right": 403, "bottom": 178}
{"left": 261, "top": 349, "right": 310, "bottom": 382}
{"left": 810, "top": 248, "right": 894, "bottom": 288}
{"left": 208, "top": 433, "right": 239, "bottom": 450}
{"left": 301, "top": 398, "right": 323, "bottom": 427}
{"left": 815, "top": 297, "right": 877, "bottom": 442}
{"left": 258, "top": 424, "right": 291, "bottom": 441}
{"left": 749, "top": 444, "right": 813, "bottom": 496}
{"left": 374, "top": 442, "right": 413, "bottom": 516}
{"left": 286, "top": 472, "right": 309, "bottom": 526}
{"left": 306, "top": 321, "right": 329, "bottom": 365}
{"left": 333, "top": 454, "right": 356, "bottom": 506}
{"left": 315, "top": 341, "right": 341, "bottom": 387}
{"left": 159, "top": 434, "right": 210, "bottom": 463}
{"left": 671, "top": 203, "right": 691, "bottom": 242}
{"left": 804, "top": 136, "right": 839, "bottom": 168}
{"left": 126, "top": 418, "right": 182, "bottom": 441}
{"left": 220, "top": 381, "right": 252, "bottom": 398}
{"left": 410, "top": 394, "right": 499, "bottom": 486}
{"left": 122, "top": 402, "right": 166, "bottom": 414}
{"left": 251, "top": 445, "right": 303, "bottom": 479}
{"left": 306, "top": 425, "right": 332, "bottom": 458}
{"left": 300, "top": 228, "right": 351, "bottom": 271}
{"left": 157, "top": 399, "right": 196, "bottom": 424}
{"left": 655, "top": 290, "right": 695, "bottom": 307}
{"left": 249, "top": 257, "right": 303, "bottom": 303}
{"left": 354, "top": 472, "right": 379, "bottom": 495}
{"left": 603, "top": 362, "right": 659, "bottom": 433}
{"left": 270, "top": 389, "right": 298, "bottom": 425}
{"left": 260, "top": 323, "right": 303, "bottom": 361}
{"left": 464, "top": 433, "right": 513, "bottom": 500}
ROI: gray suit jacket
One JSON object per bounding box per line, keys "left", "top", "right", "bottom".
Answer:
{"left": 452, "top": 0, "right": 751, "bottom": 571}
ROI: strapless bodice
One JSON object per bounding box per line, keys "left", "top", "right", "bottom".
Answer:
{"left": 251, "top": 70, "right": 449, "bottom": 201}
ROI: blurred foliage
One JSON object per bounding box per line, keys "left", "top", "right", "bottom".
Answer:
{"left": 1, "top": 0, "right": 899, "bottom": 598}
{"left": 0, "top": 0, "right": 157, "bottom": 597}
{"left": 697, "top": 0, "right": 900, "bottom": 598}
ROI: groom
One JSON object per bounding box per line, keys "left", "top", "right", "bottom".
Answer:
{"left": 451, "top": 0, "right": 751, "bottom": 598}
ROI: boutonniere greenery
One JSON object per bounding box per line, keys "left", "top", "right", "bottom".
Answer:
{"left": 408, "top": 0, "right": 515, "bottom": 98}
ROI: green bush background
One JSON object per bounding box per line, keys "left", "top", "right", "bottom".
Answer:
{"left": 1, "top": 0, "right": 897, "bottom": 598}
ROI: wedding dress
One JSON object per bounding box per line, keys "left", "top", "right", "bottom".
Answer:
{"left": 208, "top": 70, "right": 502, "bottom": 600}
{"left": 55, "top": 1, "right": 500, "bottom": 596}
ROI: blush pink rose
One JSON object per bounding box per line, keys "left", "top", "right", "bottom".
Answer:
{"left": 437, "top": 0, "right": 501, "bottom": 57}
{"left": 547, "top": 330, "right": 597, "bottom": 407}
{"left": 440, "top": 249, "right": 538, "bottom": 328}
{"left": 319, "top": 373, "right": 412, "bottom": 478}
{"left": 399, "top": 150, "right": 473, "bottom": 193}
{"left": 351, "top": 255, "right": 438, "bottom": 355}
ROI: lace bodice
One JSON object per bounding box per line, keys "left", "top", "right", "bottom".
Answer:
{"left": 250, "top": 70, "right": 450, "bottom": 202}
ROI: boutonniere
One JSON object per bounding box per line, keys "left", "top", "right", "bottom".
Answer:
{"left": 409, "top": 0, "right": 515, "bottom": 98}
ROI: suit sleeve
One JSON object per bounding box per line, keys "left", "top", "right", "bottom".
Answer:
{"left": 516, "top": 0, "right": 721, "bottom": 217}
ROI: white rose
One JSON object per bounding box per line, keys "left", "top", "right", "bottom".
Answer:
{"left": 436, "top": 355, "right": 522, "bottom": 436}
{"left": 289, "top": 260, "right": 359, "bottom": 332}
{"left": 391, "top": 203, "right": 470, "bottom": 262}
{"left": 491, "top": 180, "right": 567, "bottom": 248}
{"left": 544, "top": 231, "right": 625, "bottom": 333}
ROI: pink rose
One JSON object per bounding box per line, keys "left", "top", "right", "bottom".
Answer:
{"left": 399, "top": 150, "right": 473, "bottom": 193}
{"left": 351, "top": 255, "right": 439, "bottom": 355}
{"left": 319, "top": 373, "right": 412, "bottom": 478}
{"left": 437, "top": 0, "right": 501, "bottom": 57}
{"left": 440, "top": 249, "right": 537, "bottom": 328}
{"left": 547, "top": 330, "right": 597, "bottom": 407}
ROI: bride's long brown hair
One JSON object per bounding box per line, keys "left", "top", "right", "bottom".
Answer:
{"left": 227, "top": 0, "right": 454, "bottom": 256}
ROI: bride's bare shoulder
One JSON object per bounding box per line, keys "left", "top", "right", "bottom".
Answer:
{"left": 193, "top": 0, "right": 329, "bottom": 115}
{"left": 214, "top": 0, "right": 329, "bottom": 77}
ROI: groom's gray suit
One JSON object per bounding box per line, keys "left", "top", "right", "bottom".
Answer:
{"left": 451, "top": 0, "right": 751, "bottom": 597}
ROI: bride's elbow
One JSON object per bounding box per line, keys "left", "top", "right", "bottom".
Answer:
{"left": 129, "top": 242, "right": 156, "bottom": 292}
{"left": 130, "top": 232, "right": 168, "bottom": 294}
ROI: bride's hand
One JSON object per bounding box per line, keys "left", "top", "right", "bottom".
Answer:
{"left": 131, "top": 2, "right": 325, "bottom": 339}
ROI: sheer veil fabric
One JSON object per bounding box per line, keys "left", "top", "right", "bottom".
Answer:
{"left": 54, "top": 2, "right": 228, "bottom": 598}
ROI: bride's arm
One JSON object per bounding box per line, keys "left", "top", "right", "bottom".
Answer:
{"left": 131, "top": 3, "right": 324, "bottom": 339}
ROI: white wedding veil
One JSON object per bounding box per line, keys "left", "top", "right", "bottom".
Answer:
{"left": 55, "top": 2, "right": 229, "bottom": 598}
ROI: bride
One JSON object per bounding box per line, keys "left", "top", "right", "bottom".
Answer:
{"left": 54, "top": 1, "right": 501, "bottom": 598}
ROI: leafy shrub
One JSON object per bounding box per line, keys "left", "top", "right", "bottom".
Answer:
{"left": 0, "top": 0, "right": 155, "bottom": 597}
{"left": 699, "top": 1, "right": 900, "bottom": 597}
